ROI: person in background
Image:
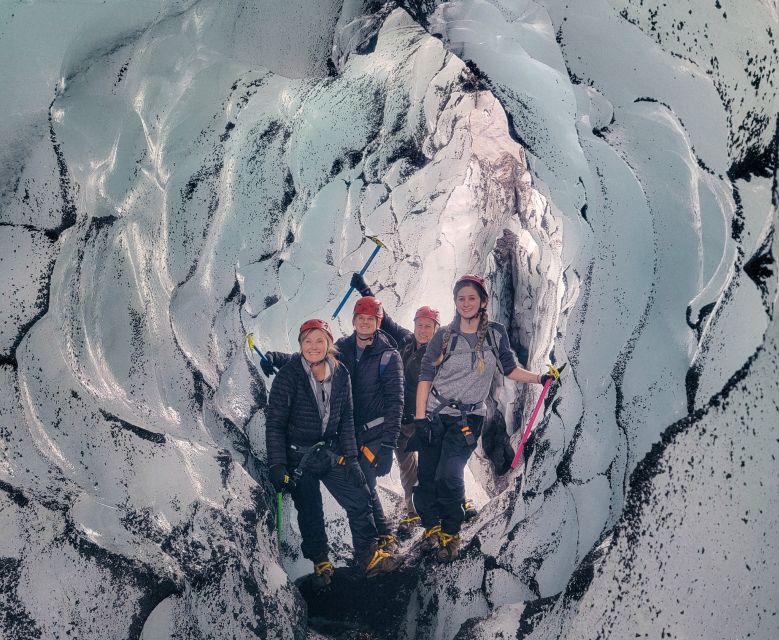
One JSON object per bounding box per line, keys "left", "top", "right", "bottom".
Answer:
{"left": 265, "top": 319, "right": 399, "bottom": 586}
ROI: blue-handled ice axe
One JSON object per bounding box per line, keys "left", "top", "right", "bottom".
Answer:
{"left": 247, "top": 333, "right": 277, "bottom": 376}
{"left": 332, "top": 235, "right": 385, "bottom": 319}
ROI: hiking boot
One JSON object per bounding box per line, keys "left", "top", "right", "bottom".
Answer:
{"left": 463, "top": 498, "right": 479, "bottom": 521}
{"left": 362, "top": 543, "right": 401, "bottom": 578}
{"left": 419, "top": 524, "right": 442, "bottom": 553}
{"left": 397, "top": 513, "right": 422, "bottom": 539}
{"left": 378, "top": 533, "right": 399, "bottom": 554}
{"left": 311, "top": 558, "right": 334, "bottom": 591}
{"left": 436, "top": 532, "right": 460, "bottom": 563}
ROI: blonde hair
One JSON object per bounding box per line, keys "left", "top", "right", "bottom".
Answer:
{"left": 298, "top": 328, "right": 340, "bottom": 366}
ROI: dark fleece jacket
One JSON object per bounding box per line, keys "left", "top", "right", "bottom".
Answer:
{"left": 335, "top": 329, "right": 403, "bottom": 447}
{"left": 380, "top": 312, "right": 426, "bottom": 424}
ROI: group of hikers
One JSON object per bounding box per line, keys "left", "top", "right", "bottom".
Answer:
{"left": 260, "top": 272, "right": 556, "bottom": 588}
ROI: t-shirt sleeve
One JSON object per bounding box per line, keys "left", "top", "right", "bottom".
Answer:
{"left": 419, "top": 328, "right": 445, "bottom": 381}
{"left": 496, "top": 324, "right": 519, "bottom": 374}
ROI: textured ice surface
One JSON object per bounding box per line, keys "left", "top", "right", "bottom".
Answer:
{"left": 0, "top": 0, "right": 777, "bottom": 639}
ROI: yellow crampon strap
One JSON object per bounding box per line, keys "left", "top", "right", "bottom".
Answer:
{"left": 378, "top": 534, "right": 397, "bottom": 548}
{"left": 547, "top": 363, "right": 561, "bottom": 382}
{"left": 314, "top": 560, "right": 333, "bottom": 576}
{"left": 424, "top": 524, "right": 441, "bottom": 539}
{"left": 400, "top": 514, "right": 421, "bottom": 524}
{"left": 438, "top": 532, "right": 456, "bottom": 547}
{"left": 365, "top": 547, "right": 391, "bottom": 571}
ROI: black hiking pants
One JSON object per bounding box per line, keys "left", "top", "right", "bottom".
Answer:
{"left": 358, "top": 454, "right": 392, "bottom": 536}
{"left": 412, "top": 414, "right": 484, "bottom": 535}
{"left": 289, "top": 449, "right": 378, "bottom": 563}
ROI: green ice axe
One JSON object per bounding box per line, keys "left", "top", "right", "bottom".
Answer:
{"left": 332, "top": 235, "right": 385, "bottom": 319}
{"left": 276, "top": 491, "right": 283, "bottom": 545}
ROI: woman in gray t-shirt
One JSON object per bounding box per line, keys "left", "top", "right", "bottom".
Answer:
{"left": 413, "top": 274, "right": 555, "bottom": 562}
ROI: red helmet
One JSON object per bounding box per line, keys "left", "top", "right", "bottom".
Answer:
{"left": 298, "top": 319, "right": 334, "bottom": 343}
{"left": 353, "top": 296, "right": 384, "bottom": 325}
{"left": 414, "top": 306, "right": 440, "bottom": 325}
{"left": 454, "top": 274, "right": 488, "bottom": 300}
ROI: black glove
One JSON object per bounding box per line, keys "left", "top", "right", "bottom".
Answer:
{"left": 345, "top": 456, "right": 367, "bottom": 488}
{"left": 269, "top": 464, "right": 293, "bottom": 493}
{"left": 414, "top": 416, "right": 432, "bottom": 446}
{"left": 260, "top": 353, "right": 277, "bottom": 377}
{"left": 375, "top": 443, "right": 394, "bottom": 476}
{"left": 350, "top": 272, "right": 374, "bottom": 297}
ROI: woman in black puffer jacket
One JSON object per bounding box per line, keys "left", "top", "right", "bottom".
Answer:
{"left": 266, "top": 319, "right": 399, "bottom": 585}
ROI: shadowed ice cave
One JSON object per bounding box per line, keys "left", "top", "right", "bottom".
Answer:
{"left": 0, "top": 1, "right": 777, "bottom": 639}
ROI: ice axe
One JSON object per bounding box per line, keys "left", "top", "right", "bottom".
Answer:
{"left": 246, "top": 333, "right": 277, "bottom": 376}
{"left": 332, "top": 235, "right": 385, "bottom": 319}
{"left": 276, "top": 491, "right": 283, "bottom": 546}
{"left": 510, "top": 363, "right": 565, "bottom": 470}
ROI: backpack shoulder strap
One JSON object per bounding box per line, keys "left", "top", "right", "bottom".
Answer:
{"left": 485, "top": 325, "right": 504, "bottom": 375}
{"left": 378, "top": 350, "right": 393, "bottom": 377}
{"left": 440, "top": 333, "right": 459, "bottom": 366}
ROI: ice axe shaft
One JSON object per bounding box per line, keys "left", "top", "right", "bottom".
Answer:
{"left": 247, "top": 333, "right": 277, "bottom": 376}
{"left": 276, "top": 492, "right": 283, "bottom": 545}
{"left": 332, "top": 235, "right": 385, "bottom": 319}
{"left": 511, "top": 363, "right": 563, "bottom": 470}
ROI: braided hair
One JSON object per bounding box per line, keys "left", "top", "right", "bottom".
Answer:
{"left": 473, "top": 309, "right": 490, "bottom": 373}
{"left": 432, "top": 327, "right": 452, "bottom": 368}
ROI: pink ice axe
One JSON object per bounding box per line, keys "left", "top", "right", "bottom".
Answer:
{"left": 511, "top": 363, "right": 564, "bottom": 470}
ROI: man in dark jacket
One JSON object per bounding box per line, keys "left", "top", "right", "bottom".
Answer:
{"left": 349, "top": 274, "right": 479, "bottom": 537}
{"left": 331, "top": 296, "right": 403, "bottom": 547}
{"left": 263, "top": 299, "right": 404, "bottom": 552}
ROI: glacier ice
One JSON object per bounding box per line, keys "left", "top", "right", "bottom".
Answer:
{"left": 0, "top": 0, "right": 777, "bottom": 639}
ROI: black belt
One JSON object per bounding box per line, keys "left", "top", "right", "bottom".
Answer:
{"left": 430, "top": 387, "right": 483, "bottom": 445}
{"left": 288, "top": 438, "right": 341, "bottom": 480}
{"left": 288, "top": 437, "right": 338, "bottom": 455}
